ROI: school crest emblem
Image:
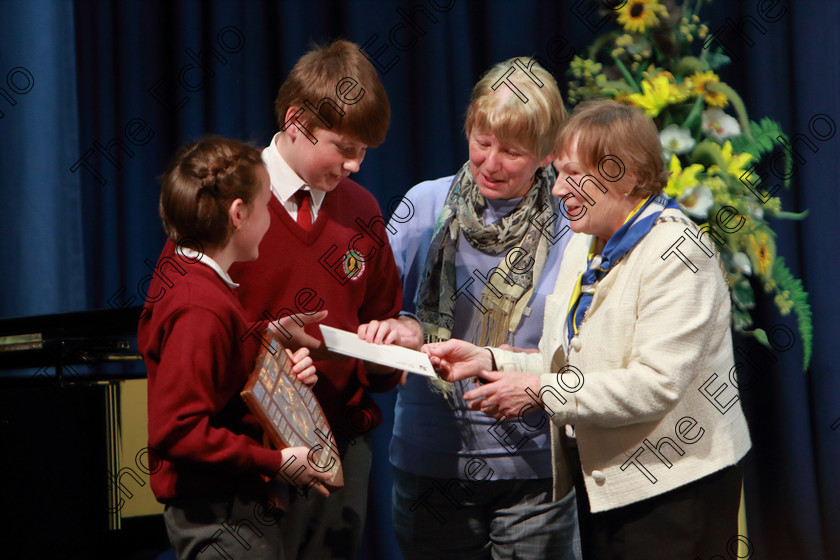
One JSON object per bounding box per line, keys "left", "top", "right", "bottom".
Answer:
{"left": 343, "top": 251, "right": 366, "bottom": 280}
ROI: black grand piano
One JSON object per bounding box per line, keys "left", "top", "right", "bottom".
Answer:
{"left": 0, "top": 305, "right": 143, "bottom": 378}
{"left": 0, "top": 306, "right": 171, "bottom": 559}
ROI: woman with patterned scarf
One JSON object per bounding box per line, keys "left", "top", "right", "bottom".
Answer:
{"left": 425, "top": 101, "right": 752, "bottom": 560}
{"left": 358, "top": 58, "right": 580, "bottom": 559}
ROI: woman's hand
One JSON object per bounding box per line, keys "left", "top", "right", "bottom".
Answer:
{"left": 357, "top": 316, "right": 423, "bottom": 350}
{"left": 286, "top": 347, "right": 317, "bottom": 387}
{"left": 463, "top": 370, "right": 542, "bottom": 420}
{"left": 422, "top": 339, "right": 494, "bottom": 382}
{"left": 498, "top": 343, "right": 539, "bottom": 354}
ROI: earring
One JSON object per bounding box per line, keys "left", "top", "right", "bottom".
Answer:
{"left": 623, "top": 191, "right": 629, "bottom": 198}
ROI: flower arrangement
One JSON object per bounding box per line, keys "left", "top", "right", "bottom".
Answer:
{"left": 566, "top": 0, "right": 812, "bottom": 368}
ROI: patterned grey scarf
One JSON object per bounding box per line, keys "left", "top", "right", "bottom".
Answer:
{"left": 415, "top": 161, "right": 556, "bottom": 348}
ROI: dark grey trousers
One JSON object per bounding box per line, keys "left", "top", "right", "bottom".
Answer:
{"left": 163, "top": 491, "right": 285, "bottom": 560}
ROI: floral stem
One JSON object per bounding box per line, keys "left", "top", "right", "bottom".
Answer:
{"left": 772, "top": 210, "right": 810, "bottom": 220}
{"left": 613, "top": 56, "right": 642, "bottom": 93}
{"left": 588, "top": 30, "right": 620, "bottom": 60}
{"left": 707, "top": 82, "right": 753, "bottom": 142}
{"left": 691, "top": 140, "right": 729, "bottom": 175}
{"left": 682, "top": 95, "right": 705, "bottom": 130}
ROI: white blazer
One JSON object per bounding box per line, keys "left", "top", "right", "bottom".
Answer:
{"left": 491, "top": 208, "right": 751, "bottom": 512}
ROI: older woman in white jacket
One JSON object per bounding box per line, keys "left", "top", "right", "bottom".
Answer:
{"left": 425, "top": 100, "right": 751, "bottom": 560}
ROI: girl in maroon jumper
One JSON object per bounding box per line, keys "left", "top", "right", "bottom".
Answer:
{"left": 139, "top": 136, "right": 332, "bottom": 560}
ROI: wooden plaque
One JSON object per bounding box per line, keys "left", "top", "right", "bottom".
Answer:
{"left": 241, "top": 336, "right": 344, "bottom": 489}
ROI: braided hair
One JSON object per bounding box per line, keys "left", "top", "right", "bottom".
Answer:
{"left": 159, "top": 135, "right": 264, "bottom": 247}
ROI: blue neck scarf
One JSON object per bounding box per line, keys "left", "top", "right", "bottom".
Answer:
{"left": 566, "top": 194, "right": 680, "bottom": 342}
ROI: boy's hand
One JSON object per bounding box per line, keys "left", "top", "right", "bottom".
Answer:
{"left": 357, "top": 316, "right": 423, "bottom": 350}
{"left": 277, "top": 446, "right": 335, "bottom": 498}
{"left": 422, "top": 339, "right": 494, "bottom": 383}
{"left": 268, "top": 310, "right": 333, "bottom": 360}
{"left": 286, "top": 347, "right": 317, "bottom": 387}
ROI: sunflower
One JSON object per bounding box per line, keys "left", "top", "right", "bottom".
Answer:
{"left": 617, "top": 0, "right": 668, "bottom": 34}
{"left": 690, "top": 71, "right": 729, "bottom": 108}
{"left": 744, "top": 228, "right": 776, "bottom": 280}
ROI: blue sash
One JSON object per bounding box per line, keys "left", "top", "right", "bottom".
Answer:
{"left": 566, "top": 194, "right": 680, "bottom": 342}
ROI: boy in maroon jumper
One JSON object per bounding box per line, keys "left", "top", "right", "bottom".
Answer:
{"left": 228, "top": 40, "right": 409, "bottom": 560}
{"left": 139, "top": 136, "right": 332, "bottom": 559}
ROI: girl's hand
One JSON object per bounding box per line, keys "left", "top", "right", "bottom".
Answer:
{"left": 286, "top": 347, "right": 317, "bottom": 387}
{"left": 422, "top": 339, "right": 494, "bottom": 382}
{"left": 277, "top": 445, "right": 334, "bottom": 497}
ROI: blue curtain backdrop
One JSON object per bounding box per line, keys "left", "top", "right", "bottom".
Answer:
{"left": 1, "top": 1, "right": 838, "bottom": 559}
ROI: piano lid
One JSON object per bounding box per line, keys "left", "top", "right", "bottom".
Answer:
{"left": 0, "top": 306, "right": 143, "bottom": 370}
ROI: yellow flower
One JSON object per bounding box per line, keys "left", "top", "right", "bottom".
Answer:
{"left": 666, "top": 155, "right": 705, "bottom": 198}
{"left": 570, "top": 56, "right": 602, "bottom": 79}
{"left": 690, "top": 71, "right": 729, "bottom": 108}
{"left": 763, "top": 197, "right": 782, "bottom": 213}
{"left": 616, "top": 34, "right": 634, "bottom": 47}
{"left": 706, "top": 141, "right": 753, "bottom": 182}
{"left": 703, "top": 175, "right": 728, "bottom": 197}
{"left": 627, "top": 74, "right": 687, "bottom": 118}
{"left": 614, "top": 91, "right": 634, "bottom": 105}
{"left": 774, "top": 291, "right": 794, "bottom": 315}
{"left": 721, "top": 141, "right": 753, "bottom": 177}
{"left": 617, "top": 0, "right": 668, "bottom": 34}
{"left": 744, "top": 229, "right": 776, "bottom": 279}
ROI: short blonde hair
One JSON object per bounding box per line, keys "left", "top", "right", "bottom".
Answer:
{"left": 556, "top": 100, "right": 668, "bottom": 196}
{"left": 464, "top": 58, "right": 566, "bottom": 160}
{"left": 275, "top": 39, "right": 390, "bottom": 147}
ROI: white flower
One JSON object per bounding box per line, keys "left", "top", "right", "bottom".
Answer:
{"left": 732, "top": 252, "right": 752, "bottom": 275}
{"left": 660, "top": 124, "right": 696, "bottom": 158}
{"left": 702, "top": 109, "right": 741, "bottom": 141}
{"left": 678, "top": 184, "right": 715, "bottom": 219}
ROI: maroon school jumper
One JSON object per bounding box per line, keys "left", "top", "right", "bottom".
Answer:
{"left": 229, "top": 177, "right": 403, "bottom": 438}
{"left": 138, "top": 258, "right": 286, "bottom": 502}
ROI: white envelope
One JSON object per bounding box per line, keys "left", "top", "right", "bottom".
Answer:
{"left": 319, "top": 325, "right": 437, "bottom": 378}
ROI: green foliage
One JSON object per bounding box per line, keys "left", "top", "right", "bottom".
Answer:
{"left": 705, "top": 51, "right": 731, "bottom": 71}
{"left": 731, "top": 277, "right": 755, "bottom": 310}
{"left": 772, "top": 258, "right": 813, "bottom": 370}
{"left": 730, "top": 119, "right": 794, "bottom": 186}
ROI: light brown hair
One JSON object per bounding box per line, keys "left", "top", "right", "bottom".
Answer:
{"left": 275, "top": 39, "right": 390, "bottom": 147}
{"left": 159, "top": 135, "right": 264, "bottom": 247}
{"left": 464, "top": 58, "right": 566, "bottom": 161}
{"left": 556, "top": 100, "right": 668, "bottom": 196}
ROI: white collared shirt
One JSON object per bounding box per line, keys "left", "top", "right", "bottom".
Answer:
{"left": 262, "top": 132, "right": 326, "bottom": 222}
{"left": 176, "top": 246, "right": 238, "bottom": 289}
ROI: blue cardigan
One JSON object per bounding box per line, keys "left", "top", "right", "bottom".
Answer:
{"left": 389, "top": 174, "right": 572, "bottom": 480}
